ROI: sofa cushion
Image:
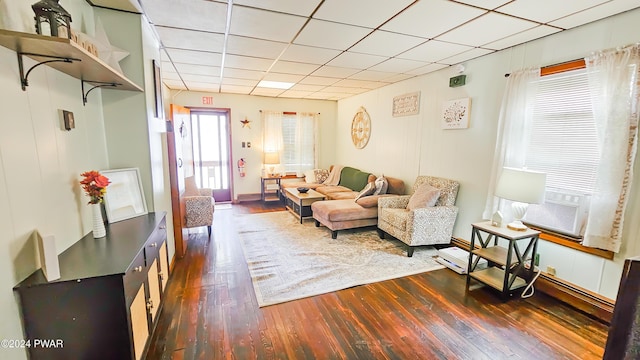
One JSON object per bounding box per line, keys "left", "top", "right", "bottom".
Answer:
{"left": 339, "top": 167, "right": 371, "bottom": 191}
{"left": 305, "top": 169, "right": 330, "bottom": 184}
{"left": 379, "top": 208, "right": 408, "bottom": 231}
{"left": 315, "top": 185, "right": 353, "bottom": 196}
{"left": 386, "top": 177, "right": 405, "bottom": 195}
{"left": 407, "top": 183, "right": 441, "bottom": 211}
{"left": 312, "top": 200, "right": 378, "bottom": 222}
{"left": 329, "top": 192, "right": 359, "bottom": 200}
{"left": 356, "top": 194, "right": 398, "bottom": 208}
{"left": 354, "top": 182, "right": 376, "bottom": 201}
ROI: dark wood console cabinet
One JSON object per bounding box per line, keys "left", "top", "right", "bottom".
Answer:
{"left": 14, "top": 212, "right": 170, "bottom": 360}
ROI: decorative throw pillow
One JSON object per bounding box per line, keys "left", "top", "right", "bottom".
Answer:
{"left": 354, "top": 182, "right": 376, "bottom": 201}
{"left": 184, "top": 176, "right": 200, "bottom": 196}
{"left": 314, "top": 169, "right": 330, "bottom": 183}
{"left": 304, "top": 169, "right": 317, "bottom": 183}
{"left": 373, "top": 175, "right": 388, "bottom": 195}
{"left": 406, "top": 183, "right": 441, "bottom": 211}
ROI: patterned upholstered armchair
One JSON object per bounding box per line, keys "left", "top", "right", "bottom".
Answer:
{"left": 377, "top": 176, "right": 459, "bottom": 257}
{"left": 184, "top": 176, "right": 215, "bottom": 236}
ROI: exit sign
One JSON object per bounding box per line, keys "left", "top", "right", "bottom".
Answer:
{"left": 202, "top": 96, "right": 213, "bottom": 105}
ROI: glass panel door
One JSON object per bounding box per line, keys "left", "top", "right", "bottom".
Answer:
{"left": 191, "top": 110, "right": 232, "bottom": 202}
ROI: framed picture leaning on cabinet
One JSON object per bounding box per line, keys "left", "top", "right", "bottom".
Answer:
{"left": 101, "top": 168, "right": 148, "bottom": 223}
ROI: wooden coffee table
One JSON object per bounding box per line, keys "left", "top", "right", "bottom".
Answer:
{"left": 284, "top": 188, "right": 325, "bottom": 223}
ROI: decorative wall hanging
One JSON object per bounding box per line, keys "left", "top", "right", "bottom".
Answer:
{"left": 240, "top": 117, "right": 251, "bottom": 128}
{"left": 351, "top": 106, "right": 371, "bottom": 149}
{"left": 442, "top": 97, "right": 471, "bottom": 129}
{"left": 392, "top": 92, "right": 420, "bottom": 117}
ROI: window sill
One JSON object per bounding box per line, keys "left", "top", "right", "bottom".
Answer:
{"left": 527, "top": 226, "right": 614, "bottom": 260}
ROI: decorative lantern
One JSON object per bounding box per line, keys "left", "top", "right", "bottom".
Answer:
{"left": 32, "top": 0, "right": 72, "bottom": 39}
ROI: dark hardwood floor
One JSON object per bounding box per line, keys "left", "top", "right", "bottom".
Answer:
{"left": 146, "top": 201, "right": 608, "bottom": 360}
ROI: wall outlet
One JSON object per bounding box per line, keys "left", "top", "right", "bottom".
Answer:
{"left": 534, "top": 253, "right": 540, "bottom": 266}
{"left": 546, "top": 265, "right": 556, "bottom": 276}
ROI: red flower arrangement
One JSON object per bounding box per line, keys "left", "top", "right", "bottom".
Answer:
{"left": 80, "top": 170, "right": 111, "bottom": 204}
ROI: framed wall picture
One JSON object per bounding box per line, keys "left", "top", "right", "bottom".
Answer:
{"left": 153, "top": 59, "right": 164, "bottom": 119}
{"left": 392, "top": 92, "right": 420, "bottom": 117}
{"left": 442, "top": 97, "right": 471, "bottom": 129}
{"left": 101, "top": 168, "right": 148, "bottom": 223}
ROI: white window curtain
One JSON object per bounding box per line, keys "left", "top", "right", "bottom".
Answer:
{"left": 582, "top": 44, "right": 640, "bottom": 252}
{"left": 483, "top": 68, "right": 541, "bottom": 220}
{"left": 290, "top": 112, "right": 318, "bottom": 174}
{"left": 262, "top": 110, "right": 283, "bottom": 154}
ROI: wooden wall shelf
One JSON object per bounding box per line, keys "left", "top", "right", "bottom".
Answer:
{"left": 0, "top": 29, "right": 142, "bottom": 100}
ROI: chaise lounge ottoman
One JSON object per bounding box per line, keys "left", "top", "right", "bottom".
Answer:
{"left": 312, "top": 199, "right": 378, "bottom": 239}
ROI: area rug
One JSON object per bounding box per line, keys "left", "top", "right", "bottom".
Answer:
{"left": 236, "top": 211, "right": 444, "bottom": 307}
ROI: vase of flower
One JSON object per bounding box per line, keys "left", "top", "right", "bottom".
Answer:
{"left": 91, "top": 203, "right": 106, "bottom": 238}
{"left": 80, "top": 170, "right": 111, "bottom": 239}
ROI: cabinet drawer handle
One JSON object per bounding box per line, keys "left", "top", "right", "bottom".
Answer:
{"left": 150, "top": 242, "right": 157, "bottom": 247}
{"left": 146, "top": 299, "right": 154, "bottom": 310}
{"left": 133, "top": 266, "right": 143, "bottom": 272}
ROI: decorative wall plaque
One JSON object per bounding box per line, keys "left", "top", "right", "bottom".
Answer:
{"left": 392, "top": 92, "right": 420, "bottom": 117}
{"left": 442, "top": 97, "right": 471, "bottom": 129}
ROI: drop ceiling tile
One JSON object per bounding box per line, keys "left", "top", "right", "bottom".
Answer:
{"left": 398, "top": 40, "right": 474, "bottom": 62}
{"left": 156, "top": 27, "right": 225, "bottom": 52}
{"left": 349, "top": 30, "right": 427, "bottom": 57}
{"left": 180, "top": 74, "right": 220, "bottom": 83}
{"left": 381, "top": 0, "right": 487, "bottom": 38}
{"left": 223, "top": 68, "right": 267, "bottom": 80}
{"left": 262, "top": 73, "right": 306, "bottom": 83}
{"left": 455, "top": 0, "right": 512, "bottom": 10}
{"left": 252, "top": 88, "right": 287, "bottom": 97}
{"left": 165, "top": 49, "right": 222, "bottom": 66}
{"left": 483, "top": 25, "right": 562, "bottom": 50}
{"left": 497, "top": 0, "right": 609, "bottom": 24}
{"left": 290, "top": 84, "right": 326, "bottom": 92}
{"left": 294, "top": 19, "right": 371, "bottom": 50}
{"left": 279, "top": 45, "right": 342, "bottom": 64}
{"left": 270, "top": 60, "right": 320, "bottom": 75}
{"left": 549, "top": 0, "right": 640, "bottom": 29}
{"left": 230, "top": 6, "right": 307, "bottom": 42}
{"left": 298, "top": 76, "right": 342, "bottom": 86}
{"left": 173, "top": 64, "right": 221, "bottom": 77}
{"left": 224, "top": 54, "right": 274, "bottom": 71}
{"left": 278, "top": 90, "right": 316, "bottom": 98}
{"left": 163, "top": 79, "right": 186, "bottom": 89}
{"left": 220, "top": 78, "right": 259, "bottom": 87}
{"left": 307, "top": 92, "right": 351, "bottom": 100}
{"left": 185, "top": 81, "right": 220, "bottom": 91}
{"left": 405, "top": 63, "right": 449, "bottom": 75}
{"left": 436, "top": 12, "right": 538, "bottom": 47}
{"left": 322, "top": 86, "right": 369, "bottom": 94}
{"left": 161, "top": 61, "right": 176, "bottom": 74}
{"left": 233, "top": 0, "right": 322, "bottom": 16}
{"left": 311, "top": 66, "right": 361, "bottom": 78}
{"left": 369, "top": 58, "right": 430, "bottom": 73}
{"left": 327, "top": 52, "right": 387, "bottom": 69}
{"left": 220, "top": 84, "right": 253, "bottom": 94}
{"left": 332, "top": 79, "right": 383, "bottom": 89}
{"left": 140, "top": 0, "right": 227, "bottom": 32}
{"left": 381, "top": 73, "right": 415, "bottom": 82}
{"left": 439, "top": 47, "right": 495, "bottom": 65}
{"left": 226, "top": 36, "right": 288, "bottom": 58}
{"left": 349, "top": 70, "right": 395, "bottom": 81}
{"left": 313, "top": 0, "right": 414, "bottom": 28}
{"left": 162, "top": 72, "right": 182, "bottom": 81}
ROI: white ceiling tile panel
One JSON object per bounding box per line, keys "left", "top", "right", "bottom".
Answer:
{"left": 290, "top": 84, "right": 326, "bottom": 92}
{"left": 278, "top": 90, "right": 317, "bottom": 98}
{"left": 222, "top": 68, "right": 265, "bottom": 80}
{"left": 349, "top": 30, "right": 427, "bottom": 57}
{"left": 173, "top": 64, "right": 221, "bottom": 77}
{"left": 327, "top": 52, "right": 388, "bottom": 69}
{"left": 140, "top": 0, "right": 228, "bottom": 32}
{"left": 233, "top": 0, "right": 322, "bottom": 17}
{"left": 161, "top": 61, "right": 176, "bottom": 74}
{"left": 161, "top": 72, "right": 183, "bottom": 81}
{"left": 279, "top": 45, "right": 342, "bottom": 64}
{"left": 368, "top": 58, "right": 430, "bottom": 73}
{"left": 229, "top": 6, "right": 307, "bottom": 42}
{"left": 455, "top": 0, "right": 513, "bottom": 10}
{"left": 436, "top": 12, "right": 538, "bottom": 47}
{"left": 185, "top": 81, "right": 220, "bottom": 91}
{"left": 398, "top": 40, "right": 474, "bottom": 62}
{"left": 294, "top": 19, "right": 372, "bottom": 50}
{"left": 322, "top": 86, "right": 370, "bottom": 94}
{"left": 311, "top": 66, "right": 362, "bottom": 78}
{"left": 497, "top": 0, "right": 609, "bottom": 24}
{"left": 313, "top": 0, "right": 414, "bottom": 28}
{"left": 156, "top": 27, "right": 225, "bottom": 52}
{"left": 224, "top": 54, "right": 274, "bottom": 71}
{"left": 262, "top": 73, "right": 306, "bottom": 83}
{"left": 549, "top": 0, "right": 640, "bottom": 29}
{"left": 178, "top": 74, "right": 220, "bottom": 83}
{"left": 438, "top": 48, "right": 495, "bottom": 65}
{"left": 405, "top": 63, "right": 449, "bottom": 75}
{"left": 220, "top": 78, "right": 259, "bottom": 87}
{"left": 163, "top": 79, "right": 186, "bottom": 89}
{"left": 297, "top": 76, "right": 342, "bottom": 86}
{"left": 226, "top": 36, "right": 289, "bottom": 58}
{"left": 381, "top": 0, "right": 487, "bottom": 38}
{"left": 349, "top": 70, "right": 395, "bottom": 82}
{"left": 252, "top": 88, "right": 287, "bottom": 97}
{"left": 165, "top": 49, "right": 222, "bottom": 66}
{"left": 332, "top": 79, "right": 384, "bottom": 89}
{"left": 270, "top": 61, "right": 321, "bottom": 75}
{"left": 483, "top": 25, "right": 562, "bottom": 50}
{"left": 380, "top": 73, "right": 415, "bottom": 82}
{"left": 220, "top": 84, "right": 253, "bottom": 94}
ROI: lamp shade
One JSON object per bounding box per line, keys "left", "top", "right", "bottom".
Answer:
{"left": 264, "top": 152, "right": 279, "bottom": 165}
{"left": 495, "top": 167, "right": 546, "bottom": 204}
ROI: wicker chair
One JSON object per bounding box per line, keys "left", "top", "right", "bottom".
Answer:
{"left": 184, "top": 176, "right": 215, "bottom": 236}
{"left": 377, "top": 176, "right": 459, "bottom": 257}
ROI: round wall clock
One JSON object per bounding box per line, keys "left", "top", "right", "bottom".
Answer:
{"left": 351, "top": 106, "right": 371, "bottom": 149}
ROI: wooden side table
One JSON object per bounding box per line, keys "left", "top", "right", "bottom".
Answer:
{"left": 261, "top": 176, "right": 281, "bottom": 202}
{"left": 466, "top": 221, "right": 540, "bottom": 299}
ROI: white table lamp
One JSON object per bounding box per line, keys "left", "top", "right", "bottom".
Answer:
{"left": 264, "top": 151, "right": 280, "bottom": 176}
{"left": 495, "top": 167, "right": 547, "bottom": 231}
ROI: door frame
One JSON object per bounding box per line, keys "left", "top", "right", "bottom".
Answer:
{"left": 188, "top": 107, "right": 234, "bottom": 203}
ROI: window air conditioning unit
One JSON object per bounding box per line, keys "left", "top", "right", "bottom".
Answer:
{"left": 524, "top": 189, "right": 590, "bottom": 238}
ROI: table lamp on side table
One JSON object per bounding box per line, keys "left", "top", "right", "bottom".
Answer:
{"left": 495, "top": 167, "right": 547, "bottom": 231}
{"left": 264, "top": 151, "right": 280, "bottom": 177}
